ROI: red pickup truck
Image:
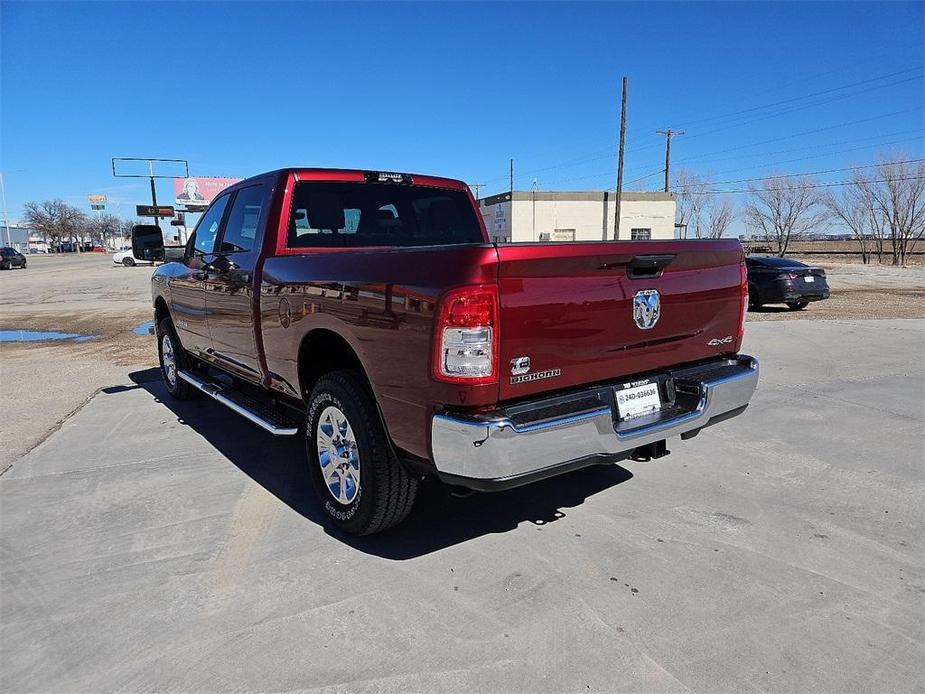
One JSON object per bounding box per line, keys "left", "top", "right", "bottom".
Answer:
{"left": 135, "top": 168, "right": 758, "bottom": 535}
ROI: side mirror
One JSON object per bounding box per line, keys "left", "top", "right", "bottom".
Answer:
{"left": 131, "top": 225, "right": 165, "bottom": 262}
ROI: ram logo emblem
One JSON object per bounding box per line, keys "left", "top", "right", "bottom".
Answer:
{"left": 633, "top": 289, "right": 660, "bottom": 330}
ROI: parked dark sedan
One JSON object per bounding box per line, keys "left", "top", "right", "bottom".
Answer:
{"left": 0, "top": 247, "right": 27, "bottom": 270}
{"left": 746, "top": 255, "right": 829, "bottom": 310}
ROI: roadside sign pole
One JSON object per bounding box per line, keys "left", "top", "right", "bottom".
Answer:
{"left": 148, "top": 161, "right": 160, "bottom": 230}
{"left": 112, "top": 158, "right": 188, "bottom": 232}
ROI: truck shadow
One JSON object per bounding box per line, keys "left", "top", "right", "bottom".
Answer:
{"left": 124, "top": 368, "right": 634, "bottom": 560}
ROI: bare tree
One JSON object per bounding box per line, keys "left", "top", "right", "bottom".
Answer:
{"left": 823, "top": 176, "right": 873, "bottom": 263}
{"left": 744, "top": 175, "right": 828, "bottom": 256}
{"left": 87, "top": 213, "right": 124, "bottom": 248}
{"left": 674, "top": 170, "right": 710, "bottom": 238}
{"left": 855, "top": 156, "right": 925, "bottom": 265}
{"left": 706, "top": 196, "right": 735, "bottom": 238}
{"left": 22, "top": 199, "right": 88, "bottom": 250}
{"left": 118, "top": 218, "right": 144, "bottom": 248}
{"left": 675, "top": 171, "right": 736, "bottom": 238}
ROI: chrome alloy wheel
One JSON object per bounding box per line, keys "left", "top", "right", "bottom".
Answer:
{"left": 161, "top": 333, "right": 177, "bottom": 388}
{"left": 316, "top": 405, "right": 361, "bottom": 505}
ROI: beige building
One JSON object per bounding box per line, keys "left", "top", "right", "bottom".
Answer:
{"left": 478, "top": 190, "right": 676, "bottom": 243}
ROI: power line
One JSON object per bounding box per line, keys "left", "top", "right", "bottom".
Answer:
{"left": 535, "top": 135, "right": 924, "bottom": 189}
{"left": 670, "top": 106, "right": 923, "bottom": 165}
{"left": 699, "top": 174, "right": 925, "bottom": 195}
{"left": 488, "top": 103, "right": 922, "bottom": 193}
{"left": 679, "top": 136, "right": 924, "bottom": 181}
{"left": 674, "top": 76, "right": 923, "bottom": 145}
{"left": 678, "top": 128, "right": 923, "bottom": 167}
{"left": 672, "top": 66, "right": 923, "bottom": 129}
{"left": 673, "top": 158, "right": 925, "bottom": 190}
{"left": 608, "top": 128, "right": 922, "bottom": 182}
{"left": 482, "top": 53, "right": 922, "bottom": 185}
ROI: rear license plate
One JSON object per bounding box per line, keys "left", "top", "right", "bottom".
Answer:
{"left": 615, "top": 381, "right": 662, "bottom": 420}
{"left": 804, "top": 276, "right": 815, "bottom": 282}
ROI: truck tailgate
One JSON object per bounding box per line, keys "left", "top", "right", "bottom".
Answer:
{"left": 495, "top": 240, "right": 745, "bottom": 402}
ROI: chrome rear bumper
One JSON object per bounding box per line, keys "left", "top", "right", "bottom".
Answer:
{"left": 430, "top": 355, "right": 758, "bottom": 489}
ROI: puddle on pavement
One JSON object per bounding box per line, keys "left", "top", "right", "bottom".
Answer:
{"left": 0, "top": 329, "right": 96, "bottom": 343}
{"left": 132, "top": 320, "right": 155, "bottom": 336}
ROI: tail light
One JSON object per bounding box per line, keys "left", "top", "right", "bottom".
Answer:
{"left": 738, "top": 261, "right": 748, "bottom": 340}
{"left": 433, "top": 284, "right": 499, "bottom": 385}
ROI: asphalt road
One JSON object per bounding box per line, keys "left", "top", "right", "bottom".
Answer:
{"left": 1, "top": 319, "right": 923, "bottom": 693}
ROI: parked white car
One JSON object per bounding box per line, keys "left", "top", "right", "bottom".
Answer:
{"left": 112, "top": 248, "right": 154, "bottom": 267}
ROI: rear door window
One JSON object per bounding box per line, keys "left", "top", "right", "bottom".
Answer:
{"left": 287, "top": 182, "right": 483, "bottom": 248}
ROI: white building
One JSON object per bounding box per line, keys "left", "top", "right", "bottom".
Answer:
{"left": 1, "top": 224, "right": 43, "bottom": 252}
{"left": 478, "top": 190, "right": 676, "bottom": 243}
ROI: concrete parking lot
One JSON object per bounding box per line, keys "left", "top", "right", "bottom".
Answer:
{"left": 1, "top": 318, "right": 922, "bottom": 692}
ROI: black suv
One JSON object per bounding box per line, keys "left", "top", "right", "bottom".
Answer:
{"left": 746, "top": 255, "right": 829, "bottom": 310}
{"left": 0, "top": 247, "right": 27, "bottom": 270}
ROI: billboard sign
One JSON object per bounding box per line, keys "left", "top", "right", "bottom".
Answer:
{"left": 88, "top": 194, "right": 106, "bottom": 211}
{"left": 173, "top": 177, "right": 241, "bottom": 207}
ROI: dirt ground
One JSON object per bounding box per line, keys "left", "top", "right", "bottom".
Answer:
{"left": 747, "top": 259, "right": 925, "bottom": 322}
{"left": 0, "top": 254, "right": 157, "bottom": 471}
{"left": 1, "top": 253, "right": 923, "bottom": 472}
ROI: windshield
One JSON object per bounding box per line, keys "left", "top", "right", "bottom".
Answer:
{"left": 287, "top": 182, "right": 484, "bottom": 248}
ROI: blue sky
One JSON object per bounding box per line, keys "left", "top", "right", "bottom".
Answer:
{"left": 2, "top": 1, "right": 922, "bottom": 229}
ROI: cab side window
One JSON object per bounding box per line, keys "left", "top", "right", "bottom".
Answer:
{"left": 219, "top": 185, "right": 265, "bottom": 253}
{"left": 193, "top": 194, "right": 231, "bottom": 255}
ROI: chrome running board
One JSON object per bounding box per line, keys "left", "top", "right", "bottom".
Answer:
{"left": 177, "top": 370, "right": 299, "bottom": 436}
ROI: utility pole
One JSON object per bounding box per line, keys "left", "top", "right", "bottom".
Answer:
{"left": 0, "top": 173, "right": 10, "bottom": 247}
{"left": 509, "top": 159, "right": 514, "bottom": 194}
{"left": 656, "top": 128, "right": 684, "bottom": 193}
{"left": 613, "top": 76, "right": 628, "bottom": 240}
{"left": 470, "top": 183, "right": 486, "bottom": 200}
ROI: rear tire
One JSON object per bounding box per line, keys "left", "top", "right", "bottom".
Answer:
{"left": 123, "top": 257, "right": 136, "bottom": 267}
{"left": 0, "top": 261, "right": 9, "bottom": 270}
{"left": 306, "top": 370, "right": 418, "bottom": 535}
{"left": 157, "top": 317, "right": 197, "bottom": 400}
{"left": 748, "top": 287, "right": 762, "bottom": 310}
{"left": 787, "top": 301, "right": 808, "bottom": 310}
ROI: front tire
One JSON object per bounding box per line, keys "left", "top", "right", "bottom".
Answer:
{"left": 157, "top": 317, "right": 197, "bottom": 400}
{"left": 787, "top": 301, "right": 808, "bottom": 310}
{"left": 306, "top": 370, "right": 417, "bottom": 535}
{"left": 122, "top": 257, "right": 136, "bottom": 267}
